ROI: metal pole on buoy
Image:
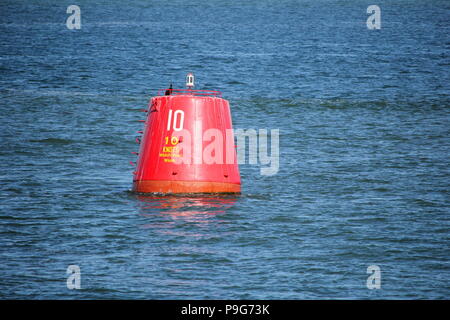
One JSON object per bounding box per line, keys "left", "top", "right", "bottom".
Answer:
{"left": 132, "top": 73, "right": 241, "bottom": 194}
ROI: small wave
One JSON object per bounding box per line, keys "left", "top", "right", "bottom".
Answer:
{"left": 29, "top": 138, "right": 74, "bottom": 145}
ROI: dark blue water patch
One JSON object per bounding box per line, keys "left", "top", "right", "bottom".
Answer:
{"left": 28, "top": 138, "right": 76, "bottom": 145}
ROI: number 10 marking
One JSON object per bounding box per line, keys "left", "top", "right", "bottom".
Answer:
{"left": 167, "top": 109, "right": 184, "bottom": 131}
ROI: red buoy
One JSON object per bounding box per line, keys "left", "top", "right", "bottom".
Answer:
{"left": 132, "top": 74, "right": 241, "bottom": 194}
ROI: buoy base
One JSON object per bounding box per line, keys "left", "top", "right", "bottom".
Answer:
{"left": 133, "top": 180, "right": 241, "bottom": 194}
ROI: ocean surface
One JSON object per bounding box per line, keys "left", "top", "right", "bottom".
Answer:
{"left": 0, "top": 0, "right": 449, "bottom": 299}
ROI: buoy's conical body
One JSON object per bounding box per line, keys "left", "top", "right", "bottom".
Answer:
{"left": 133, "top": 92, "right": 241, "bottom": 194}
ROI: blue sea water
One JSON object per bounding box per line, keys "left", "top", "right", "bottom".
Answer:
{"left": 0, "top": 0, "right": 449, "bottom": 299}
